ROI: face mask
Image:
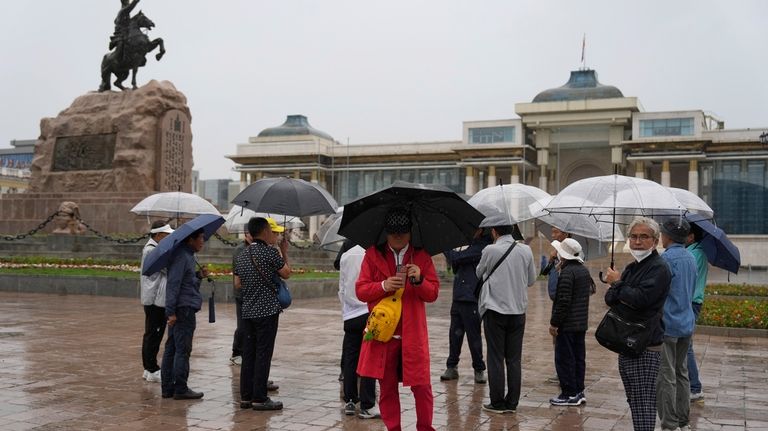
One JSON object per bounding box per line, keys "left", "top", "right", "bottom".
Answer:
{"left": 629, "top": 248, "right": 652, "bottom": 262}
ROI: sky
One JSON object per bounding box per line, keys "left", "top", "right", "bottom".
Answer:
{"left": 1, "top": 1, "right": 766, "bottom": 181}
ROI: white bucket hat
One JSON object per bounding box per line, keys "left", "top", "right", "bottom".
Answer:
{"left": 150, "top": 224, "right": 174, "bottom": 235}
{"left": 551, "top": 238, "right": 584, "bottom": 263}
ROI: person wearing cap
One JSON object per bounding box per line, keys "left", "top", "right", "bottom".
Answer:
{"left": 604, "top": 217, "right": 671, "bottom": 431}
{"left": 547, "top": 238, "right": 594, "bottom": 406}
{"left": 656, "top": 218, "right": 697, "bottom": 431}
{"left": 476, "top": 224, "right": 537, "bottom": 414}
{"left": 139, "top": 220, "right": 173, "bottom": 383}
{"left": 356, "top": 207, "right": 439, "bottom": 431}
{"left": 233, "top": 217, "right": 291, "bottom": 411}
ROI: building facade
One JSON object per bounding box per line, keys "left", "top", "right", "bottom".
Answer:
{"left": 227, "top": 70, "right": 767, "bottom": 264}
{"left": 0, "top": 140, "right": 34, "bottom": 194}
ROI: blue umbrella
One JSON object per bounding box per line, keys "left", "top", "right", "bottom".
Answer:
{"left": 142, "top": 213, "right": 225, "bottom": 276}
{"left": 685, "top": 213, "right": 741, "bottom": 274}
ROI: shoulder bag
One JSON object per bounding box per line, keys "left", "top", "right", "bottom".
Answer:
{"left": 248, "top": 246, "right": 292, "bottom": 309}
{"left": 473, "top": 242, "right": 516, "bottom": 299}
{"left": 594, "top": 307, "right": 657, "bottom": 358}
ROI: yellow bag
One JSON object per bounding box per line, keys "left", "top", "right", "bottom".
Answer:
{"left": 364, "top": 288, "right": 404, "bottom": 342}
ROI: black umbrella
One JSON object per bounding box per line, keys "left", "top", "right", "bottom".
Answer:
{"left": 231, "top": 177, "right": 339, "bottom": 217}
{"left": 338, "top": 181, "right": 485, "bottom": 255}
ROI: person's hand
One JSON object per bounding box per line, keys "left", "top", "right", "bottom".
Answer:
{"left": 200, "top": 266, "right": 210, "bottom": 278}
{"left": 167, "top": 314, "right": 177, "bottom": 327}
{"left": 383, "top": 276, "right": 404, "bottom": 292}
{"left": 278, "top": 236, "right": 289, "bottom": 255}
{"left": 605, "top": 267, "right": 621, "bottom": 284}
{"left": 550, "top": 250, "right": 558, "bottom": 260}
{"left": 549, "top": 325, "right": 558, "bottom": 337}
{"left": 405, "top": 263, "right": 421, "bottom": 283}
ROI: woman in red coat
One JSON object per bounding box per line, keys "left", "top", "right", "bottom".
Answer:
{"left": 356, "top": 208, "right": 440, "bottom": 431}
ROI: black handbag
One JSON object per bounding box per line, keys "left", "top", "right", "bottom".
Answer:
{"left": 248, "top": 247, "right": 292, "bottom": 309}
{"left": 594, "top": 309, "right": 654, "bottom": 358}
{"left": 473, "top": 242, "right": 516, "bottom": 299}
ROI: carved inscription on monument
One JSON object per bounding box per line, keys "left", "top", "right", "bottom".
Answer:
{"left": 52, "top": 134, "right": 116, "bottom": 171}
{"left": 156, "top": 109, "right": 192, "bottom": 192}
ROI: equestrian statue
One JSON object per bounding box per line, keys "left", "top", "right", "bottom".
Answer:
{"left": 99, "top": 0, "right": 165, "bottom": 92}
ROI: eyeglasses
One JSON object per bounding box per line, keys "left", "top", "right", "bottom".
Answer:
{"left": 628, "top": 234, "right": 653, "bottom": 241}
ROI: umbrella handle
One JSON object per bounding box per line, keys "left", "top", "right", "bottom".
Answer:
{"left": 598, "top": 261, "right": 615, "bottom": 284}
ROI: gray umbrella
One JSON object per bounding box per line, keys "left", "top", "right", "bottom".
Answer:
{"left": 231, "top": 177, "right": 339, "bottom": 217}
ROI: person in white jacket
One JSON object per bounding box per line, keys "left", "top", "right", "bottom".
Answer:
{"left": 140, "top": 221, "right": 173, "bottom": 383}
{"left": 339, "top": 242, "right": 380, "bottom": 419}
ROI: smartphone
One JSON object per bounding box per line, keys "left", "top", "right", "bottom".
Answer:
{"left": 395, "top": 264, "right": 407, "bottom": 286}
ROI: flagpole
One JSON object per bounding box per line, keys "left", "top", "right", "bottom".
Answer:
{"left": 580, "top": 33, "right": 586, "bottom": 70}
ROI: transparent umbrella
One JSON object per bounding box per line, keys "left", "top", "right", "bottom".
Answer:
{"left": 468, "top": 184, "right": 552, "bottom": 227}
{"left": 314, "top": 207, "right": 345, "bottom": 252}
{"left": 130, "top": 191, "right": 220, "bottom": 219}
{"left": 667, "top": 187, "right": 714, "bottom": 219}
{"left": 224, "top": 205, "right": 305, "bottom": 233}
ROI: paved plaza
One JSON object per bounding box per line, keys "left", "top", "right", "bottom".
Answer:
{"left": 0, "top": 281, "right": 766, "bottom": 431}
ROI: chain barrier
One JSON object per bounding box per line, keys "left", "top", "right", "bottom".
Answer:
{"left": 75, "top": 216, "right": 149, "bottom": 244}
{"left": 213, "top": 232, "right": 240, "bottom": 247}
{"left": 1, "top": 211, "right": 62, "bottom": 241}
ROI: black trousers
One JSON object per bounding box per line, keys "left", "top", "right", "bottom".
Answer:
{"left": 231, "top": 297, "right": 243, "bottom": 357}
{"left": 554, "top": 330, "right": 586, "bottom": 397}
{"left": 446, "top": 301, "right": 486, "bottom": 371}
{"left": 241, "top": 314, "right": 279, "bottom": 402}
{"left": 342, "top": 313, "right": 376, "bottom": 409}
{"left": 483, "top": 310, "right": 525, "bottom": 409}
{"left": 141, "top": 305, "right": 166, "bottom": 372}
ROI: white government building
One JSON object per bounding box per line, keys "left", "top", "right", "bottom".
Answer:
{"left": 228, "top": 68, "right": 767, "bottom": 266}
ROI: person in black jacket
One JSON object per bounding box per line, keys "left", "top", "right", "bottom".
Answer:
{"left": 548, "top": 238, "right": 593, "bottom": 406}
{"left": 440, "top": 229, "right": 491, "bottom": 384}
{"left": 603, "top": 217, "right": 671, "bottom": 431}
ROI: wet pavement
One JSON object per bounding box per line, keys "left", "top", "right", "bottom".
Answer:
{"left": 0, "top": 281, "right": 766, "bottom": 431}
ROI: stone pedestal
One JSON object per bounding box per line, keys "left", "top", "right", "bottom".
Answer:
{"left": 0, "top": 80, "right": 195, "bottom": 236}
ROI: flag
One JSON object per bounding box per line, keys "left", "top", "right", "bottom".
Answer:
{"left": 581, "top": 34, "right": 586, "bottom": 63}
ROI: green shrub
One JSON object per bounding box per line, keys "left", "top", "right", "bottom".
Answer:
{"left": 699, "top": 297, "right": 768, "bottom": 329}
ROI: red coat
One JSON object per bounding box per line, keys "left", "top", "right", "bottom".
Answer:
{"left": 355, "top": 244, "right": 439, "bottom": 387}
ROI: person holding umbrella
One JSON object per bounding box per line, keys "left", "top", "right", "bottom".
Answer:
{"left": 356, "top": 207, "right": 440, "bottom": 431}
{"left": 160, "top": 228, "right": 209, "bottom": 400}
{"left": 140, "top": 220, "right": 173, "bottom": 383}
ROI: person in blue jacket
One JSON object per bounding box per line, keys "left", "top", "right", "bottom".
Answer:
{"left": 440, "top": 229, "right": 491, "bottom": 384}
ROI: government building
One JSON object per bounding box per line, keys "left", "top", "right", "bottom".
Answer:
{"left": 227, "top": 69, "right": 767, "bottom": 265}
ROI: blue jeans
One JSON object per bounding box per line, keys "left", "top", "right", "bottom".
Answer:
{"left": 687, "top": 302, "right": 702, "bottom": 393}
{"left": 161, "top": 306, "right": 196, "bottom": 396}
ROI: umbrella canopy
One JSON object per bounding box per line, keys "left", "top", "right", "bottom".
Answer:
{"left": 130, "top": 192, "right": 220, "bottom": 218}
{"left": 468, "top": 184, "right": 552, "bottom": 227}
{"left": 668, "top": 187, "right": 714, "bottom": 219}
{"left": 231, "top": 177, "right": 338, "bottom": 217}
{"left": 685, "top": 213, "right": 741, "bottom": 273}
{"left": 142, "top": 213, "right": 225, "bottom": 276}
{"left": 338, "top": 181, "right": 485, "bottom": 255}
{"left": 224, "top": 205, "right": 304, "bottom": 233}
{"left": 314, "top": 207, "right": 345, "bottom": 252}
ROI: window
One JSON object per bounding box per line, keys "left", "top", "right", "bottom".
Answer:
{"left": 468, "top": 127, "right": 515, "bottom": 144}
{"left": 639, "top": 118, "right": 694, "bottom": 137}
{"left": 706, "top": 160, "right": 768, "bottom": 234}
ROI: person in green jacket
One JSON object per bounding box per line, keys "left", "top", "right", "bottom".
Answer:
{"left": 685, "top": 223, "right": 708, "bottom": 401}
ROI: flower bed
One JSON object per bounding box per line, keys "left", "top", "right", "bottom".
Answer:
{"left": 705, "top": 283, "right": 768, "bottom": 297}
{"left": 699, "top": 297, "right": 768, "bottom": 329}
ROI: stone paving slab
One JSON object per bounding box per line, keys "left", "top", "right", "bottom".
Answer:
{"left": 0, "top": 281, "right": 766, "bottom": 430}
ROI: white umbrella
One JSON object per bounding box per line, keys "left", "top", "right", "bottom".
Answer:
{"left": 224, "top": 205, "right": 305, "bottom": 233}
{"left": 130, "top": 192, "right": 220, "bottom": 218}
{"left": 667, "top": 187, "right": 714, "bottom": 219}
{"left": 468, "top": 184, "right": 552, "bottom": 227}
{"left": 541, "top": 174, "right": 686, "bottom": 276}
{"left": 314, "top": 207, "right": 345, "bottom": 252}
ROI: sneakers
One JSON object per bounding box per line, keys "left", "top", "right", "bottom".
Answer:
{"left": 252, "top": 398, "right": 283, "bottom": 411}
{"left": 440, "top": 367, "right": 459, "bottom": 381}
{"left": 474, "top": 370, "right": 487, "bottom": 384}
{"left": 344, "top": 401, "right": 356, "bottom": 416}
{"left": 358, "top": 408, "right": 381, "bottom": 419}
{"left": 690, "top": 391, "right": 704, "bottom": 401}
{"left": 482, "top": 403, "right": 512, "bottom": 414}
{"left": 145, "top": 370, "right": 161, "bottom": 383}
{"left": 550, "top": 392, "right": 586, "bottom": 406}
{"left": 142, "top": 370, "right": 149, "bottom": 380}
{"left": 230, "top": 356, "right": 242, "bottom": 366}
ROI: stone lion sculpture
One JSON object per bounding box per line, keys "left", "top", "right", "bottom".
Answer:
{"left": 52, "top": 202, "right": 87, "bottom": 235}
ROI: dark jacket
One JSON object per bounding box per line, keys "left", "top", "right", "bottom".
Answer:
{"left": 165, "top": 244, "right": 203, "bottom": 317}
{"left": 604, "top": 250, "right": 671, "bottom": 347}
{"left": 443, "top": 235, "right": 491, "bottom": 303}
{"left": 550, "top": 260, "right": 593, "bottom": 332}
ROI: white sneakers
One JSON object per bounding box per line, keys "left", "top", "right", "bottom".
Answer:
{"left": 143, "top": 370, "right": 161, "bottom": 383}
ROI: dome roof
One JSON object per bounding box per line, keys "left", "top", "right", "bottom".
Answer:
{"left": 533, "top": 69, "right": 623, "bottom": 103}
{"left": 257, "top": 115, "right": 334, "bottom": 141}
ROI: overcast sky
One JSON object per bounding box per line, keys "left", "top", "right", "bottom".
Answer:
{"left": 1, "top": 1, "right": 766, "bottom": 180}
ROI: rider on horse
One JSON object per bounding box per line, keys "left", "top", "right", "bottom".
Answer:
{"left": 109, "top": 0, "right": 140, "bottom": 58}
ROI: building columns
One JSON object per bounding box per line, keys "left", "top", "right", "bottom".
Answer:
{"left": 634, "top": 161, "right": 645, "bottom": 179}
{"left": 309, "top": 170, "right": 319, "bottom": 239}
{"left": 535, "top": 129, "right": 550, "bottom": 193}
{"left": 465, "top": 166, "right": 475, "bottom": 195}
{"left": 688, "top": 160, "right": 699, "bottom": 195}
{"left": 487, "top": 166, "right": 497, "bottom": 188}
{"left": 661, "top": 160, "right": 671, "bottom": 187}
{"left": 510, "top": 165, "right": 520, "bottom": 185}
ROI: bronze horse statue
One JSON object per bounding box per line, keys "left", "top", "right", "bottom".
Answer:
{"left": 98, "top": 11, "right": 165, "bottom": 92}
